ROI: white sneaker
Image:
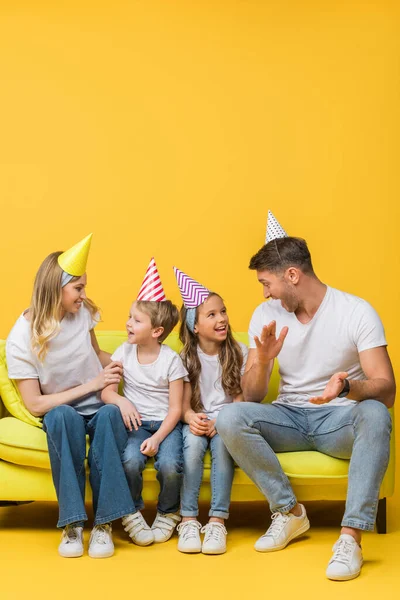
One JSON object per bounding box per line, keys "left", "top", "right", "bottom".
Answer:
{"left": 177, "top": 520, "right": 202, "bottom": 553}
{"left": 151, "top": 512, "right": 181, "bottom": 543}
{"left": 201, "top": 522, "right": 227, "bottom": 555}
{"left": 89, "top": 524, "right": 114, "bottom": 558}
{"left": 58, "top": 525, "right": 84, "bottom": 558}
{"left": 122, "top": 512, "right": 154, "bottom": 546}
{"left": 326, "top": 534, "right": 363, "bottom": 581}
{"left": 254, "top": 504, "right": 310, "bottom": 552}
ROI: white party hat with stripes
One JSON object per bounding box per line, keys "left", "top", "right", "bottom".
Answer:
{"left": 137, "top": 258, "right": 166, "bottom": 302}
{"left": 266, "top": 210, "right": 288, "bottom": 243}
{"left": 173, "top": 267, "right": 210, "bottom": 309}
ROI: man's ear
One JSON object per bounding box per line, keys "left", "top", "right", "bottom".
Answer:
{"left": 286, "top": 267, "right": 300, "bottom": 284}
{"left": 152, "top": 326, "right": 165, "bottom": 340}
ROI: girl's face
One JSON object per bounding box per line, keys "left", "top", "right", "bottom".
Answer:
{"left": 194, "top": 295, "right": 229, "bottom": 342}
{"left": 126, "top": 302, "right": 154, "bottom": 345}
{"left": 61, "top": 275, "right": 87, "bottom": 314}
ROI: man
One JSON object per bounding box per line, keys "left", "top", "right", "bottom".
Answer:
{"left": 217, "top": 219, "right": 395, "bottom": 581}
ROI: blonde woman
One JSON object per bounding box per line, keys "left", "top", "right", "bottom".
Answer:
{"left": 6, "top": 237, "right": 136, "bottom": 559}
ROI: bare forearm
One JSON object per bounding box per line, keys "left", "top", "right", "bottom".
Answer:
{"left": 101, "top": 387, "right": 123, "bottom": 406}
{"left": 27, "top": 380, "right": 97, "bottom": 417}
{"left": 153, "top": 410, "right": 181, "bottom": 443}
{"left": 242, "top": 359, "right": 273, "bottom": 402}
{"left": 348, "top": 378, "right": 396, "bottom": 408}
{"left": 98, "top": 350, "right": 112, "bottom": 368}
{"left": 183, "top": 407, "right": 196, "bottom": 424}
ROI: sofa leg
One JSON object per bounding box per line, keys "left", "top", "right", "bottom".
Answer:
{"left": 376, "top": 498, "right": 387, "bottom": 534}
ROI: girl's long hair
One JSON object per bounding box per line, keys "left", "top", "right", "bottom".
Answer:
{"left": 179, "top": 293, "right": 243, "bottom": 413}
{"left": 30, "top": 251, "right": 99, "bottom": 361}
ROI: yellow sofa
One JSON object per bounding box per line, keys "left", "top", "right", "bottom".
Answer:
{"left": 0, "top": 332, "right": 395, "bottom": 532}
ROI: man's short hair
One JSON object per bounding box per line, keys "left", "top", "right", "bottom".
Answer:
{"left": 135, "top": 300, "right": 179, "bottom": 342}
{"left": 249, "top": 237, "right": 315, "bottom": 275}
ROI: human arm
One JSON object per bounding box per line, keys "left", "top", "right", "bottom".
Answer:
{"left": 181, "top": 381, "right": 209, "bottom": 436}
{"left": 90, "top": 330, "right": 113, "bottom": 368}
{"left": 101, "top": 383, "right": 142, "bottom": 431}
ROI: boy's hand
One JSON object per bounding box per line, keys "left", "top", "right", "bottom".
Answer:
{"left": 189, "top": 413, "right": 209, "bottom": 436}
{"left": 140, "top": 435, "right": 160, "bottom": 457}
{"left": 206, "top": 418, "right": 217, "bottom": 438}
{"left": 118, "top": 397, "right": 142, "bottom": 431}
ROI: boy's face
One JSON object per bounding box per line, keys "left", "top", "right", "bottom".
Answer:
{"left": 126, "top": 302, "right": 154, "bottom": 344}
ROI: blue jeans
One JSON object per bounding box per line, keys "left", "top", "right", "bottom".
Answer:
{"left": 216, "top": 400, "right": 392, "bottom": 531}
{"left": 122, "top": 421, "right": 183, "bottom": 514}
{"left": 43, "top": 404, "right": 136, "bottom": 528}
{"left": 181, "top": 424, "right": 234, "bottom": 519}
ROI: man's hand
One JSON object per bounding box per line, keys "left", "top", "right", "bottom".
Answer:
{"left": 309, "top": 372, "right": 349, "bottom": 405}
{"left": 254, "top": 321, "right": 288, "bottom": 364}
{"left": 140, "top": 435, "right": 160, "bottom": 457}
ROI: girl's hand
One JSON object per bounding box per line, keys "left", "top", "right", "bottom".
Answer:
{"left": 189, "top": 413, "right": 209, "bottom": 436}
{"left": 206, "top": 418, "right": 217, "bottom": 438}
{"left": 140, "top": 436, "right": 160, "bottom": 457}
{"left": 93, "top": 361, "right": 123, "bottom": 391}
{"left": 118, "top": 397, "right": 142, "bottom": 431}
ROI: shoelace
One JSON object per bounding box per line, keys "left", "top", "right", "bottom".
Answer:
{"left": 201, "top": 522, "right": 227, "bottom": 543}
{"left": 92, "top": 524, "right": 111, "bottom": 545}
{"left": 177, "top": 520, "right": 202, "bottom": 541}
{"left": 153, "top": 513, "right": 180, "bottom": 533}
{"left": 330, "top": 538, "right": 354, "bottom": 565}
{"left": 63, "top": 525, "right": 80, "bottom": 544}
{"left": 264, "top": 512, "right": 290, "bottom": 538}
{"left": 123, "top": 513, "right": 149, "bottom": 536}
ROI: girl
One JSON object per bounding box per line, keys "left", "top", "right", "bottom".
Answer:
{"left": 173, "top": 267, "right": 248, "bottom": 554}
{"left": 6, "top": 235, "right": 136, "bottom": 559}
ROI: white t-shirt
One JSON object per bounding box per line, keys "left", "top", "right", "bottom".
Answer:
{"left": 111, "top": 343, "right": 188, "bottom": 421}
{"left": 184, "top": 342, "right": 249, "bottom": 419}
{"left": 6, "top": 305, "right": 103, "bottom": 416}
{"left": 248, "top": 286, "right": 387, "bottom": 408}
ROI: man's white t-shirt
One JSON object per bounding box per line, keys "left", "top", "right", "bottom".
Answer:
{"left": 111, "top": 343, "right": 188, "bottom": 421}
{"left": 192, "top": 342, "right": 248, "bottom": 420}
{"left": 248, "top": 286, "right": 387, "bottom": 408}
{"left": 6, "top": 305, "right": 103, "bottom": 416}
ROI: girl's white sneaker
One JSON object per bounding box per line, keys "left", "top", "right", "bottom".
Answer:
{"left": 177, "top": 520, "right": 202, "bottom": 553}
{"left": 89, "top": 524, "right": 114, "bottom": 558}
{"left": 58, "top": 525, "right": 84, "bottom": 558}
{"left": 201, "top": 522, "right": 227, "bottom": 555}
{"left": 122, "top": 512, "right": 154, "bottom": 546}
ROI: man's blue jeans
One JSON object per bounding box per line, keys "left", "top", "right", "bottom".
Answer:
{"left": 180, "top": 424, "right": 234, "bottom": 519}
{"left": 43, "top": 404, "right": 136, "bottom": 528}
{"left": 216, "top": 400, "right": 392, "bottom": 531}
{"left": 122, "top": 421, "right": 183, "bottom": 515}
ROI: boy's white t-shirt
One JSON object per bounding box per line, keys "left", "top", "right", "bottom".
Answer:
{"left": 111, "top": 343, "right": 188, "bottom": 421}
{"left": 248, "top": 286, "right": 387, "bottom": 408}
{"left": 186, "top": 342, "right": 248, "bottom": 420}
{"left": 6, "top": 305, "right": 103, "bottom": 416}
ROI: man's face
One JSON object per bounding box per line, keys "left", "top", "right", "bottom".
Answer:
{"left": 257, "top": 269, "right": 299, "bottom": 313}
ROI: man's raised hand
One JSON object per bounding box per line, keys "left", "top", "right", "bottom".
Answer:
{"left": 254, "top": 321, "right": 289, "bottom": 364}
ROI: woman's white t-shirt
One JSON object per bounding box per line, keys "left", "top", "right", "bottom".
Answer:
{"left": 6, "top": 305, "right": 103, "bottom": 416}
{"left": 185, "top": 342, "right": 248, "bottom": 420}
{"left": 111, "top": 343, "right": 188, "bottom": 421}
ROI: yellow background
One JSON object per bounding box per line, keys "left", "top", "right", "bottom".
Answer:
{"left": 0, "top": 1, "right": 399, "bottom": 525}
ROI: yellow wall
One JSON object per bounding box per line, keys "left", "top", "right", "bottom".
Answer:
{"left": 0, "top": 1, "right": 399, "bottom": 524}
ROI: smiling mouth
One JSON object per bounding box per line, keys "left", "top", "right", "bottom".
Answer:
{"left": 215, "top": 326, "right": 227, "bottom": 332}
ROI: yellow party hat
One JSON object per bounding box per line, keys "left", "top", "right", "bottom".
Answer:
{"left": 58, "top": 233, "right": 93, "bottom": 277}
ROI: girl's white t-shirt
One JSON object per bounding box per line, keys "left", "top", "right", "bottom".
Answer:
{"left": 111, "top": 343, "right": 188, "bottom": 421}
{"left": 6, "top": 305, "right": 103, "bottom": 416}
{"left": 186, "top": 342, "right": 248, "bottom": 420}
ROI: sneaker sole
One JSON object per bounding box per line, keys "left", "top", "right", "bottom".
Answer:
{"left": 255, "top": 519, "right": 310, "bottom": 552}
{"left": 326, "top": 569, "right": 361, "bottom": 581}
{"left": 131, "top": 537, "right": 154, "bottom": 546}
{"left": 178, "top": 546, "right": 202, "bottom": 554}
{"left": 58, "top": 549, "right": 84, "bottom": 558}
{"left": 201, "top": 547, "right": 227, "bottom": 555}
{"left": 88, "top": 549, "right": 115, "bottom": 559}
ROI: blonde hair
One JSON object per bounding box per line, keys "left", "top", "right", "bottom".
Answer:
{"left": 30, "top": 251, "right": 99, "bottom": 361}
{"left": 135, "top": 300, "right": 179, "bottom": 343}
{"left": 179, "top": 293, "right": 244, "bottom": 413}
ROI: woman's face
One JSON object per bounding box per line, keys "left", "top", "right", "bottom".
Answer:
{"left": 61, "top": 274, "right": 87, "bottom": 314}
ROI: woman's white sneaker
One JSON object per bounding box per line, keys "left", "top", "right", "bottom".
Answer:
{"left": 177, "top": 520, "right": 202, "bottom": 553}
{"left": 201, "top": 522, "right": 227, "bottom": 555}
{"left": 58, "top": 525, "right": 84, "bottom": 558}
{"left": 89, "top": 524, "right": 114, "bottom": 558}
{"left": 151, "top": 512, "right": 181, "bottom": 543}
{"left": 122, "top": 512, "right": 154, "bottom": 546}
{"left": 326, "top": 534, "right": 363, "bottom": 581}
{"left": 254, "top": 504, "right": 310, "bottom": 552}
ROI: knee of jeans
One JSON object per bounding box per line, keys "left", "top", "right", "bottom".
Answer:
{"left": 96, "top": 404, "right": 120, "bottom": 422}
{"left": 156, "top": 458, "right": 183, "bottom": 478}
{"left": 216, "top": 404, "right": 244, "bottom": 439}
{"left": 123, "top": 452, "right": 146, "bottom": 477}
{"left": 44, "top": 404, "right": 79, "bottom": 427}
{"left": 356, "top": 400, "right": 392, "bottom": 435}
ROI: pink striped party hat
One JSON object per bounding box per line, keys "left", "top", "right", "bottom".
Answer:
{"left": 266, "top": 210, "right": 288, "bottom": 243}
{"left": 137, "top": 258, "right": 166, "bottom": 302}
{"left": 173, "top": 267, "right": 210, "bottom": 308}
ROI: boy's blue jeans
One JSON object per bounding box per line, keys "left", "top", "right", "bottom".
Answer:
{"left": 43, "top": 404, "right": 136, "bottom": 528}
{"left": 216, "top": 400, "right": 392, "bottom": 531}
{"left": 122, "top": 420, "right": 183, "bottom": 515}
{"left": 180, "top": 424, "right": 234, "bottom": 520}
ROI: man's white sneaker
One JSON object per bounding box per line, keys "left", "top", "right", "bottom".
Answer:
{"left": 201, "top": 522, "right": 227, "bottom": 555}
{"left": 326, "top": 534, "right": 363, "bottom": 581}
{"left": 254, "top": 504, "right": 310, "bottom": 552}
{"left": 122, "top": 512, "right": 154, "bottom": 546}
{"left": 89, "top": 524, "right": 114, "bottom": 558}
{"left": 177, "top": 520, "right": 202, "bottom": 553}
{"left": 58, "top": 525, "right": 84, "bottom": 558}
{"left": 151, "top": 512, "right": 181, "bottom": 543}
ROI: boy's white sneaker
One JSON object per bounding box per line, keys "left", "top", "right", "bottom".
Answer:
{"left": 89, "top": 524, "right": 114, "bottom": 558}
{"left": 122, "top": 512, "right": 154, "bottom": 546}
{"left": 255, "top": 504, "right": 310, "bottom": 552}
{"left": 201, "top": 522, "right": 227, "bottom": 555}
{"left": 151, "top": 512, "right": 181, "bottom": 543}
{"left": 58, "top": 525, "right": 84, "bottom": 558}
{"left": 326, "top": 534, "right": 363, "bottom": 581}
{"left": 177, "top": 520, "right": 202, "bottom": 553}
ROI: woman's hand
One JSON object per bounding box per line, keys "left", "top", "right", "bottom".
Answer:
{"left": 93, "top": 361, "right": 123, "bottom": 391}
{"left": 140, "top": 435, "right": 160, "bottom": 457}
{"left": 118, "top": 397, "right": 142, "bottom": 431}
{"left": 189, "top": 413, "right": 209, "bottom": 436}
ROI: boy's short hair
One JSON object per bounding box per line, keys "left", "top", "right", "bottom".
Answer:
{"left": 135, "top": 300, "right": 179, "bottom": 343}
{"left": 249, "top": 237, "right": 315, "bottom": 275}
